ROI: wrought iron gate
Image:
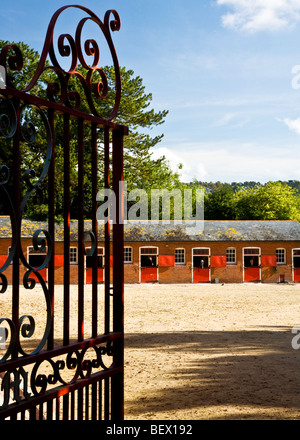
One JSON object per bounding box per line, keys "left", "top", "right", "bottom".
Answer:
{"left": 0, "top": 5, "right": 126, "bottom": 420}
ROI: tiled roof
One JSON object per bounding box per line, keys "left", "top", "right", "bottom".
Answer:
{"left": 0, "top": 217, "right": 299, "bottom": 242}
{"left": 123, "top": 220, "right": 300, "bottom": 242}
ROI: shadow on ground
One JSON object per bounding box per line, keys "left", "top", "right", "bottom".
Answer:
{"left": 125, "top": 327, "right": 300, "bottom": 419}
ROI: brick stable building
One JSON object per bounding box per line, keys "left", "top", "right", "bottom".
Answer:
{"left": 1, "top": 217, "right": 300, "bottom": 284}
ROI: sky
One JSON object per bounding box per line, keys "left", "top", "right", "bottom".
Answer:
{"left": 2, "top": 0, "right": 300, "bottom": 183}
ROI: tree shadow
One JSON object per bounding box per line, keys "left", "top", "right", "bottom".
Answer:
{"left": 125, "top": 327, "right": 300, "bottom": 419}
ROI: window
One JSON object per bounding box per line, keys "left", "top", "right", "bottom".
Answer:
{"left": 226, "top": 248, "right": 236, "bottom": 264}
{"left": 243, "top": 248, "right": 260, "bottom": 268}
{"left": 193, "top": 248, "right": 210, "bottom": 268}
{"left": 124, "top": 247, "right": 133, "bottom": 263}
{"left": 244, "top": 248, "right": 260, "bottom": 255}
{"left": 140, "top": 247, "right": 158, "bottom": 267}
{"left": 276, "top": 248, "right": 285, "bottom": 265}
{"left": 175, "top": 248, "right": 185, "bottom": 265}
{"left": 70, "top": 247, "right": 77, "bottom": 264}
{"left": 193, "top": 248, "right": 210, "bottom": 255}
{"left": 140, "top": 248, "right": 157, "bottom": 254}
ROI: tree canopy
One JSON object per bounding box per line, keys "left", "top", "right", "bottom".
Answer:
{"left": 203, "top": 180, "right": 300, "bottom": 222}
{"left": 0, "top": 41, "right": 181, "bottom": 220}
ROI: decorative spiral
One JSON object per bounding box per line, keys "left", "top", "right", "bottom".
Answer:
{"left": 0, "top": 44, "right": 23, "bottom": 86}
{"left": 0, "top": 95, "right": 17, "bottom": 139}
{"left": 84, "top": 230, "right": 97, "bottom": 256}
{"left": 19, "top": 315, "right": 35, "bottom": 338}
{"left": 0, "top": 318, "right": 16, "bottom": 363}
{"left": 19, "top": 103, "right": 52, "bottom": 214}
{"left": 0, "top": 5, "right": 122, "bottom": 121}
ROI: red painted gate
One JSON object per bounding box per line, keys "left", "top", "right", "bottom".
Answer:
{"left": 0, "top": 5, "right": 127, "bottom": 420}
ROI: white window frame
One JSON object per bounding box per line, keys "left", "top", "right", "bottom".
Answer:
{"left": 175, "top": 248, "right": 185, "bottom": 265}
{"left": 124, "top": 246, "right": 133, "bottom": 264}
{"left": 226, "top": 247, "right": 236, "bottom": 265}
{"left": 276, "top": 248, "right": 285, "bottom": 265}
{"left": 70, "top": 246, "right": 78, "bottom": 265}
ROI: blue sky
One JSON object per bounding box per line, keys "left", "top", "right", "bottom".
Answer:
{"left": 2, "top": 0, "right": 300, "bottom": 183}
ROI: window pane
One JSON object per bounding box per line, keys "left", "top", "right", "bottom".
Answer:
{"left": 124, "top": 247, "right": 132, "bottom": 263}
{"left": 175, "top": 249, "right": 185, "bottom": 264}
{"left": 70, "top": 247, "right": 77, "bottom": 264}
{"left": 244, "top": 248, "right": 260, "bottom": 255}
{"left": 193, "top": 249, "right": 209, "bottom": 255}
{"left": 276, "top": 249, "right": 285, "bottom": 264}
{"left": 226, "top": 248, "right": 236, "bottom": 263}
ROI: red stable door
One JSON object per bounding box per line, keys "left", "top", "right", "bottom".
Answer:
{"left": 86, "top": 248, "right": 104, "bottom": 284}
{"left": 193, "top": 267, "right": 210, "bottom": 283}
{"left": 243, "top": 248, "right": 261, "bottom": 282}
{"left": 140, "top": 247, "right": 158, "bottom": 283}
{"left": 28, "top": 248, "right": 48, "bottom": 282}
{"left": 244, "top": 267, "right": 260, "bottom": 282}
{"left": 141, "top": 267, "right": 158, "bottom": 283}
{"left": 293, "top": 250, "right": 300, "bottom": 282}
{"left": 193, "top": 248, "right": 210, "bottom": 283}
{"left": 86, "top": 267, "right": 104, "bottom": 284}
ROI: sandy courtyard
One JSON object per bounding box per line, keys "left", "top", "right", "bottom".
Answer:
{"left": 2, "top": 282, "right": 300, "bottom": 420}
{"left": 123, "top": 283, "right": 300, "bottom": 420}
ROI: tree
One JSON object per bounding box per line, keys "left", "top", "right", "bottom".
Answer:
{"left": 235, "top": 182, "right": 300, "bottom": 221}
{"left": 204, "top": 185, "right": 236, "bottom": 220}
{"left": 0, "top": 41, "right": 180, "bottom": 220}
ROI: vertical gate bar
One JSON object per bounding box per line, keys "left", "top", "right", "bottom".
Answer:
{"left": 56, "top": 397, "right": 60, "bottom": 420}
{"left": 63, "top": 113, "right": 70, "bottom": 346}
{"left": 85, "top": 385, "right": 89, "bottom": 420}
{"left": 104, "top": 377, "right": 110, "bottom": 420}
{"left": 91, "top": 382, "right": 97, "bottom": 420}
{"left": 47, "top": 108, "right": 55, "bottom": 350}
{"left": 47, "top": 400, "right": 53, "bottom": 420}
{"left": 78, "top": 388, "right": 83, "bottom": 420}
{"left": 70, "top": 390, "right": 75, "bottom": 420}
{"left": 91, "top": 122, "right": 98, "bottom": 338}
{"left": 63, "top": 393, "right": 69, "bottom": 420}
{"left": 98, "top": 380, "right": 102, "bottom": 420}
{"left": 111, "top": 128, "right": 124, "bottom": 420}
{"left": 104, "top": 127, "right": 110, "bottom": 334}
{"left": 12, "top": 99, "right": 21, "bottom": 360}
{"left": 39, "top": 403, "right": 44, "bottom": 420}
{"left": 77, "top": 118, "right": 84, "bottom": 342}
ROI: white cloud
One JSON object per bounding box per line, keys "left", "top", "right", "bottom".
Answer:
{"left": 212, "top": 113, "right": 236, "bottom": 126}
{"left": 152, "top": 147, "right": 208, "bottom": 182}
{"left": 279, "top": 116, "right": 300, "bottom": 135}
{"left": 153, "top": 142, "right": 300, "bottom": 183}
{"left": 217, "top": 0, "right": 300, "bottom": 32}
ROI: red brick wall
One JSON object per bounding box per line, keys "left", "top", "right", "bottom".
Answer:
{"left": 0, "top": 238, "right": 298, "bottom": 284}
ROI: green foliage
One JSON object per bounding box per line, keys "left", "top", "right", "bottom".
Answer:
{"left": 204, "top": 185, "right": 236, "bottom": 220}
{"left": 0, "top": 41, "right": 181, "bottom": 220}
{"left": 234, "top": 182, "right": 300, "bottom": 221}
{"left": 199, "top": 180, "right": 300, "bottom": 221}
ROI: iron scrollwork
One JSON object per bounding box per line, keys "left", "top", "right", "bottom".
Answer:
{"left": 0, "top": 5, "right": 122, "bottom": 121}
{"left": 0, "top": 341, "right": 114, "bottom": 409}
{"left": 0, "top": 5, "right": 124, "bottom": 419}
{"left": 0, "top": 96, "right": 53, "bottom": 362}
